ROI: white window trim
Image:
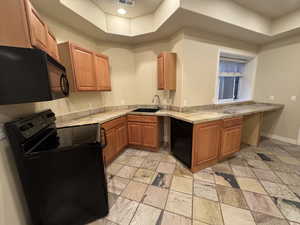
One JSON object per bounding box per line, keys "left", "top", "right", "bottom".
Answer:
{"left": 214, "top": 49, "right": 256, "bottom": 104}
{"left": 217, "top": 98, "right": 249, "bottom": 104}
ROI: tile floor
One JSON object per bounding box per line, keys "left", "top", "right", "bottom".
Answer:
{"left": 89, "top": 138, "right": 300, "bottom": 225}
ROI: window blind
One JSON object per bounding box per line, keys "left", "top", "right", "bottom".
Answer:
{"left": 219, "top": 59, "right": 245, "bottom": 77}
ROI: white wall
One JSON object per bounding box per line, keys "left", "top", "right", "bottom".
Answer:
{"left": 96, "top": 42, "right": 137, "bottom": 107}
{"left": 131, "top": 14, "right": 154, "bottom": 35}
{"left": 181, "top": 0, "right": 271, "bottom": 35}
{"left": 60, "top": 0, "right": 107, "bottom": 32}
{"left": 180, "top": 30, "right": 258, "bottom": 107}
{"left": 106, "top": 15, "right": 131, "bottom": 36}
{"left": 254, "top": 38, "right": 300, "bottom": 143}
{"left": 133, "top": 32, "right": 184, "bottom": 107}
{"left": 272, "top": 9, "right": 300, "bottom": 35}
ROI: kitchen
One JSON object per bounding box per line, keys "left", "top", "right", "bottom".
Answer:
{"left": 0, "top": 0, "right": 300, "bottom": 225}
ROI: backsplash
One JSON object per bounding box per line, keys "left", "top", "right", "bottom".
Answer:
{"left": 56, "top": 101, "right": 259, "bottom": 123}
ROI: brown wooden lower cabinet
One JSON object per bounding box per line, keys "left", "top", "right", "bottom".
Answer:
{"left": 116, "top": 122, "right": 128, "bottom": 152}
{"left": 219, "top": 117, "right": 243, "bottom": 160}
{"left": 102, "top": 116, "right": 128, "bottom": 165}
{"left": 128, "top": 122, "right": 143, "bottom": 146}
{"left": 142, "top": 124, "right": 158, "bottom": 148}
{"left": 191, "top": 120, "right": 221, "bottom": 172}
{"left": 101, "top": 114, "right": 241, "bottom": 169}
{"left": 191, "top": 117, "right": 243, "bottom": 172}
{"left": 127, "top": 115, "right": 160, "bottom": 151}
{"left": 102, "top": 115, "right": 159, "bottom": 165}
{"left": 103, "top": 129, "right": 117, "bottom": 164}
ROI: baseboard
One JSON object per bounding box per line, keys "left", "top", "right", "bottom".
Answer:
{"left": 261, "top": 132, "right": 298, "bottom": 145}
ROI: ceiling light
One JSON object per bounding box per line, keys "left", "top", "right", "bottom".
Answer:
{"left": 117, "top": 8, "right": 127, "bottom": 15}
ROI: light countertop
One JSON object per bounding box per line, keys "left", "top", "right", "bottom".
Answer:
{"left": 56, "top": 103, "right": 284, "bottom": 128}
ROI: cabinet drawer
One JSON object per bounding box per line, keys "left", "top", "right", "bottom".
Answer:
{"left": 127, "top": 115, "right": 158, "bottom": 123}
{"left": 223, "top": 117, "right": 243, "bottom": 128}
{"left": 102, "top": 116, "right": 126, "bottom": 130}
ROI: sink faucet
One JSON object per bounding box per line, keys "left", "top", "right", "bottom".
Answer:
{"left": 152, "top": 95, "right": 161, "bottom": 109}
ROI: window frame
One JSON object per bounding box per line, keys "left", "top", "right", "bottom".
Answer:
{"left": 214, "top": 51, "right": 255, "bottom": 105}
{"left": 218, "top": 76, "right": 241, "bottom": 102}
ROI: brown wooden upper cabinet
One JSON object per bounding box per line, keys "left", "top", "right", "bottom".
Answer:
{"left": 72, "top": 45, "right": 97, "bottom": 91}
{"left": 157, "top": 52, "right": 177, "bottom": 90}
{"left": 95, "top": 53, "right": 111, "bottom": 91}
{"left": 47, "top": 31, "right": 60, "bottom": 60}
{"left": 0, "top": 0, "right": 60, "bottom": 61}
{"left": 25, "top": 0, "right": 48, "bottom": 51}
{"left": 58, "top": 42, "right": 111, "bottom": 92}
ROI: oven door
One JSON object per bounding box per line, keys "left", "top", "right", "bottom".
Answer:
{"left": 47, "top": 57, "right": 69, "bottom": 99}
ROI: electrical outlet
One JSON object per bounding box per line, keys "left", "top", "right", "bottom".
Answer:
{"left": 269, "top": 96, "right": 275, "bottom": 101}
{"left": 121, "top": 100, "right": 125, "bottom": 105}
{"left": 291, "top": 96, "right": 297, "bottom": 101}
{"left": 0, "top": 124, "right": 6, "bottom": 140}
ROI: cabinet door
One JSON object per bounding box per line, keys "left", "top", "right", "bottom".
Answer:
{"left": 193, "top": 122, "right": 220, "bottom": 166}
{"left": 47, "top": 31, "right": 59, "bottom": 60}
{"left": 25, "top": 1, "right": 48, "bottom": 51}
{"left": 71, "top": 45, "right": 97, "bottom": 91}
{"left": 128, "top": 122, "right": 142, "bottom": 146}
{"left": 142, "top": 124, "right": 158, "bottom": 148}
{"left": 157, "top": 54, "right": 165, "bottom": 90}
{"left": 94, "top": 54, "right": 111, "bottom": 91}
{"left": 0, "top": 0, "right": 32, "bottom": 48}
{"left": 103, "top": 129, "right": 116, "bottom": 165}
{"left": 220, "top": 126, "right": 242, "bottom": 159}
{"left": 116, "top": 123, "right": 128, "bottom": 153}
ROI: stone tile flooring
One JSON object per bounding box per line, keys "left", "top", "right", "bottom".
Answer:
{"left": 89, "top": 138, "right": 300, "bottom": 225}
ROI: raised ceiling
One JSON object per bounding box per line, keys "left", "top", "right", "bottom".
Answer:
{"left": 31, "top": 0, "right": 300, "bottom": 45}
{"left": 232, "top": 0, "right": 300, "bottom": 19}
{"left": 91, "top": 0, "right": 163, "bottom": 18}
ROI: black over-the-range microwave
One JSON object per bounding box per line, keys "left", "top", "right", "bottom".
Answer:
{"left": 0, "top": 46, "right": 69, "bottom": 105}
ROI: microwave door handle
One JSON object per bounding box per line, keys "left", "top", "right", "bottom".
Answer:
{"left": 60, "top": 74, "right": 69, "bottom": 96}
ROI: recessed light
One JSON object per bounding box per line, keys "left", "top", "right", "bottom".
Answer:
{"left": 117, "top": 8, "right": 127, "bottom": 15}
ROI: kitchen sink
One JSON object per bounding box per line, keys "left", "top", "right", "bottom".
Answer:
{"left": 132, "top": 108, "right": 160, "bottom": 113}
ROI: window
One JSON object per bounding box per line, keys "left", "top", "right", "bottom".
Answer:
{"left": 218, "top": 58, "right": 245, "bottom": 102}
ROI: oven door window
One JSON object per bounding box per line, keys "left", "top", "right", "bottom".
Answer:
{"left": 23, "top": 128, "right": 59, "bottom": 155}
